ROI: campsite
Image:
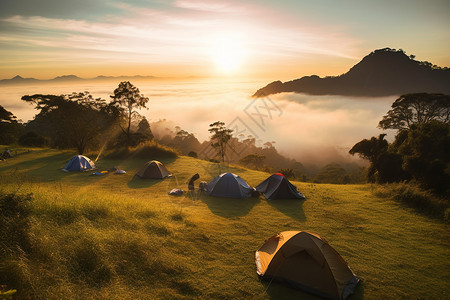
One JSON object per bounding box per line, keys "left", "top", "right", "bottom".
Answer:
{"left": 1, "top": 147, "right": 448, "bottom": 299}
{"left": 1, "top": 1, "right": 450, "bottom": 298}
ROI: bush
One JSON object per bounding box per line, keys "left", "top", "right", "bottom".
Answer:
{"left": 18, "top": 131, "right": 49, "bottom": 147}
{"left": 373, "top": 183, "right": 449, "bottom": 223}
{"left": 105, "top": 141, "right": 178, "bottom": 159}
{"left": 187, "top": 151, "right": 197, "bottom": 158}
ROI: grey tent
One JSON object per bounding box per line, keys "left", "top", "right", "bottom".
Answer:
{"left": 205, "top": 172, "right": 254, "bottom": 198}
{"left": 63, "top": 155, "right": 96, "bottom": 172}
{"left": 136, "top": 160, "right": 171, "bottom": 179}
{"left": 255, "top": 173, "right": 305, "bottom": 200}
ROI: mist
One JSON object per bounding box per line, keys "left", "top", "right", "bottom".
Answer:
{"left": 0, "top": 78, "right": 397, "bottom": 166}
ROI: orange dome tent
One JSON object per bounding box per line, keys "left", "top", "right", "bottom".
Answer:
{"left": 256, "top": 231, "right": 359, "bottom": 300}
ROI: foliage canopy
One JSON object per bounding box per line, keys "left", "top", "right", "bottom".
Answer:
{"left": 378, "top": 93, "right": 450, "bottom": 130}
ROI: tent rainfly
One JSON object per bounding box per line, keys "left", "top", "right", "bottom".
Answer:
{"left": 255, "top": 173, "right": 305, "bottom": 200}
{"left": 63, "top": 155, "right": 96, "bottom": 172}
{"left": 256, "top": 231, "right": 360, "bottom": 300}
{"left": 205, "top": 172, "right": 254, "bottom": 198}
{"left": 135, "top": 160, "right": 171, "bottom": 179}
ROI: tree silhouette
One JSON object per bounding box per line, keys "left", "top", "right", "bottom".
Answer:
{"left": 397, "top": 121, "right": 450, "bottom": 193}
{"left": 0, "top": 105, "right": 22, "bottom": 144}
{"left": 208, "top": 121, "right": 233, "bottom": 163}
{"left": 378, "top": 93, "right": 450, "bottom": 130}
{"left": 22, "top": 93, "right": 119, "bottom": 154}
{"left": 110, "top": 81, "right": 149, "bottom": 145}
{"left": 348, "top": 134, "right": 405, "bottom": 183}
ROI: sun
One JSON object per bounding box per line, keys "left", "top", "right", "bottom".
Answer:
{"left": 209, "top": 32, "right": 246, "bottom": 74}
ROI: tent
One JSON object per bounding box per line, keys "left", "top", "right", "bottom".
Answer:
{"left": 255, "top": 231, "right": 359, "bottom": 300}
{"left": 136, "top": 160, "right": 171, "bottom": 179}
{"left": 205, "top": 172, "right": 254, "bottom": 198}
{"left": 63, "top": 155, "right": 96, "bottom": 172}
{"left": 255, "top": 173, "right": 305, "bottom": 200}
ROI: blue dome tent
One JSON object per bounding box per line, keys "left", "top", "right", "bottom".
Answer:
{"left": 63, "top": 155, "right": 96, "bottom": 172}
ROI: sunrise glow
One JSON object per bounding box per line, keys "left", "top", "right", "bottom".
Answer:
{"left": 209, "top": 33, "right": 247, "bottom": 74}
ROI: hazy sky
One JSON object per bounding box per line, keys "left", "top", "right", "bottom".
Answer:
{"left": 1, "top": 0, "right": 449, "bottom": 79}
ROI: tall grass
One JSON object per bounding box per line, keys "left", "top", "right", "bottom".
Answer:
{"left": 373, "top": 182, "right": 450, "bottom": 223}
{"left": 0, "top": 185, "right": 201, "bottom": 299}
{"left": 0, "top": 149, "right": 449, "bottom": 299}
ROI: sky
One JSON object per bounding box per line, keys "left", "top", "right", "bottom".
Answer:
{"left": 0, "top": 0, "right": 449, "bottom": 80}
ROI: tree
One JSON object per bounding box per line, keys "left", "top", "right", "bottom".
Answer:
{"left": 208, "top": 121, "right": 233, "bottom": 163}
{"left": 0, "top": 105, "right": 22, "bottom": 144}
{"left": 22, "top": 93, "right": 120, "bottom": 154}
{"left": 396, "top": 121, "right": 450, "bottom": 193}
{"left": 349, "top": 134, "right": 406, "bottom": 183}
{"left": 110, "top": 81, "right": 149, "bottom": 145}
{"left": 349, "top": 134, "right": 388, "bottom": 162}
{"left": 137, "top": 117, "right": 153, "bottom": 138}
{"left": 239, "top": 154, "right": 265, "bottom": 169}
{"left": 279, "top": 168, "right": 295, "bottom": 179}
{"left": 378, "top": 93, "right": 450, "bottom": 130}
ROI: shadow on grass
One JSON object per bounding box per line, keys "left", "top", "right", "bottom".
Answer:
{"left": 0, "top": 152, "right": 75, "bottom": 181}
{"left": 262, "top": 280, "right": 323, "bottom": 300}
{"left": 127, "top": 176, "right": 167, "bottom": 189}
{"left": 262, "top": 279, "right": 364, "bottom": 300}
{"left": 201, "top": 195, "right": 260, "bottom": 218}
{"left": 267, "top": 199, "right": 306, "bottom": 221}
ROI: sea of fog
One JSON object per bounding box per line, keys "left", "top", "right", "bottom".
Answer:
{"left": 0, "top": 78, "right": 396, "bottom": 166}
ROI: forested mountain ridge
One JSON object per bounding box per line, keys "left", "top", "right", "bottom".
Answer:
{"left": 253, "top": 48, "right": 450, "bottom": 97}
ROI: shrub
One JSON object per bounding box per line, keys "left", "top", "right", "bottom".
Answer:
{"left": 373, "top": 183, "right": 449, "bottom": 223}
{"left": 18, "top": 131, "right": 49, "bottom": 147}
{"left": 187, "top": 151, "right": 197, "bottom": 158}
{"left": 105, "top": 141, "right": 178, "bottom": 159}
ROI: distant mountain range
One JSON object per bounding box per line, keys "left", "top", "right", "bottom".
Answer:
{"left": 253, "top": 48, "right": 450, "bottom": 97}
{"left": 0, "top": 74, "right": 158, "bottom": 85}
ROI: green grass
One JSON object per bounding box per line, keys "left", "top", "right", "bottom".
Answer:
{"left": 0, "top": 147, "right": 449, "bottom": 299}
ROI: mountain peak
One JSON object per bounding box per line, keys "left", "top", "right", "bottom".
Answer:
{"left": 11, "top": 75, "right": 24, "bottom": 80}
{"left": 253, "top": 48, "right": 450, "bottom": 97}
{"left": 53, "top": 75, "right": 82, "bottom": 80}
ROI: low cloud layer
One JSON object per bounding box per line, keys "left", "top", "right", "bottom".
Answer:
{"left": 0, "top": 79, "right": 396, "bottom": 166}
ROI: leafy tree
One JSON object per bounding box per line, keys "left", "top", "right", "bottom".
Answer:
{"left": 239, "top": 154, "right": 265, "bottom": 169}
{"left": 208, "top": 121, "right": 233, "bottom": 163}
{"left": 349, "top": 134, "right": 406, "bottom": 183}
{"left": 240, "top": 153, "right": 266, "bottom": 168}
{"left": 279, "top": 168, "right": 295, "bottom": 179}
{"left": 110, "top": 81, "right": 149, "bottom": 145}
{"left": 396, "top": 121, "right": 450, "bottom": 193}
{"left": 378, "top": 93, "right": 450, "bottom": 130}
{"left": 0, "top": 105, "right": 22, "bottom": 144}
{"left": 349, "top": 134, "right": 388, "bottom": 162}
{"left": 137, "top": 117, "right": 153, "bottom": 139}
{"left": 118, "top": 116, "right": 155, "bottom": 147}
{"left": 22, "top": 93, "right": 120, "bottom": 154}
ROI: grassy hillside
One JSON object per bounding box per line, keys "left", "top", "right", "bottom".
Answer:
{"left": 1, "top": 147, "right": 449, "bottom": 299}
